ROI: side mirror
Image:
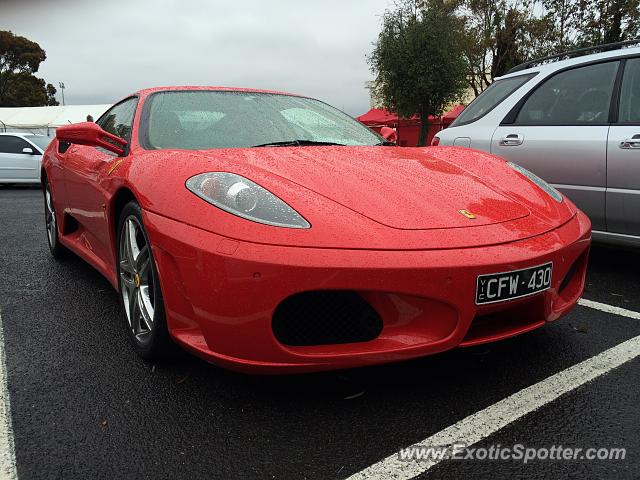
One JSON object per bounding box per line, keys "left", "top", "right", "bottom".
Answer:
{"left": 56, "top": 122, "right": 127, "bottom": 155}
{"left": 380, "top": 126, "right": 397, "bottom": 144}
{"left": 22, "top": 147, "right": 34, "bottom": 155}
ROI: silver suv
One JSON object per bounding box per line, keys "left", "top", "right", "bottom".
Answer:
{"left": 434, "top": 41, "right": 640, "bottom": 247}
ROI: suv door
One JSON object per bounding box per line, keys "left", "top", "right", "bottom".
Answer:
{"left": 607, "top": 57, "right": 640, "bottom": 236}
{"left": 0, "top": 135, "right": 40, "bottom": 182}
{"left": 491, "top": 61, "right": 620, "bottom": 231}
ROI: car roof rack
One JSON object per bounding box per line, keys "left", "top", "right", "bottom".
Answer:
{"left": 507, "top": 39, "right": 640, "bottom": 74}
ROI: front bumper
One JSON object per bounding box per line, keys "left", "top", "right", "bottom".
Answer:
{"left": 144, "top": 210, "right": 591, "bottom": 373}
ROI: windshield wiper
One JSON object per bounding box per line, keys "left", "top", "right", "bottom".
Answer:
{"left": 376, "top": 141, "right": 396, "bottom": 146}
{"left": 252, "top": 140, "right": 347, "bottom": 147}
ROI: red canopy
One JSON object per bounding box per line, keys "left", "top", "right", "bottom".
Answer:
{"left": 356, "top": 109, "right": 437, "bottom": 126}
{"left": 356, "top": 105, "right": 465, "bottom": 147}
{"left": 443, "top": 104, "right": 465, "bottom": 120}
{"left": 356, "top": 108, "right": 402, "bottom": 125}
{"left": 357, "top": 105, "right": 464, "bottom": 126}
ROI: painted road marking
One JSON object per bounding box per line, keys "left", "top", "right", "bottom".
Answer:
{"left": 579, "top": 298, "right": 640, "bottom": 320}
{"left": 346, "top": 300, "right": 640, "bottom": 480}
{"left": 0, "top": 311, "right": 17, "bottom": 480}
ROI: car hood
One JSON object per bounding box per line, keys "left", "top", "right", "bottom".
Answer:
{"left": 130, "top": 145, "right": 577, "bottom": 250}
{"left": 237, "top": 146, "right": 530, "bottom": 230}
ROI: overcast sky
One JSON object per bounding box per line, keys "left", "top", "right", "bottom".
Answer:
{"left": 2, "top": 0, "right": 392, "bottom": 115}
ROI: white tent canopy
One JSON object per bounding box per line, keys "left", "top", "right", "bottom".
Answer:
{"left": 0, "top": 105, "right": 111, "bottom": 136}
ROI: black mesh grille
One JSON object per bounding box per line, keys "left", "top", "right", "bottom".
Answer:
{"left": 272, "top": 291, "right": 383, "bottom": 346}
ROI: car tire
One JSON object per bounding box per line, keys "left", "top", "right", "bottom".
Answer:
{"left": 117, "top": 201, "right": 174, "bottom": 359}
{"left": 43, "top": 179, "right": 66, "bottom": 259}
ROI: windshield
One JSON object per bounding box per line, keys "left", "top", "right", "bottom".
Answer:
{"left": 451, "top": 73, "right": 536, "bottom": 127}
{"left": 27, "top": 135, "right": 53, "bottom": 151}
{"left": 140, "top": 91, "right": 383, "bottom": 150}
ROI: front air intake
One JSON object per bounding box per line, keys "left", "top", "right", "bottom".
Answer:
{"left": 272, "top": 291, "right": 383, "bottom": 346}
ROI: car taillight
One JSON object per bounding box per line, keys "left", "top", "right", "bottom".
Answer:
{"left": 431, "top": 136, "right": 440, "bottom": 146}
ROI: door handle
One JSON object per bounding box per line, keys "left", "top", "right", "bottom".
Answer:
{"left": 499, "top": 133, "right": 524, "bottom": 146}
{"left": 619, "top": 134, "right": 640, "bottom": 149}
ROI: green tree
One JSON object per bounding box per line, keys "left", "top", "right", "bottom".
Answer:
{"left": 368, "top": 0, "right": 468, "bottom": 146}
{"left": 493, "top": 7, "right": 528, "bottom": 76}
{"left": 460, "top": 0, "right": 506, "bottom": 95}
{"left": 458, "top": 0, "right": 640, "bottom": 97}
{"left": 575, "top": 0, "right": 640, "bottom": 45}
{"left": 0, "top": 30, "right": 59, "bottom": 107}
{"left": 540, "top": 0, "right": 581, "bottom": 51}
{"left": 461, "top": 0, "right": 558, "bottom": 92}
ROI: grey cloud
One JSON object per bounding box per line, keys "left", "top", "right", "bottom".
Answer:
{"left": 1, "top": 0, "right": 391, "bottom": 115}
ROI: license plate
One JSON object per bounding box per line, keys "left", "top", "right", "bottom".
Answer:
{"left": 476, "top": 262, "right": 553, "bottom": 305}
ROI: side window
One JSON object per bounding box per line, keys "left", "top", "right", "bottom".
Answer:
{"left": 514, "top": 62, "right": 618, "bottom": 125}
{"left": 452, "top": 74, "right": 536, "bottom": 126}
{"left": 0, "top": 136, "right": 31, "bottom": 154}
{"left": 97, "top": 97, "right": 138, "bottom": 143}
{"left": 618, "top": 58, "right": 640, "bottom": 123}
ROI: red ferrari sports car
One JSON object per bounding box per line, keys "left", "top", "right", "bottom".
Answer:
{"left": 42, "top": 86, "right": 591, "bottom": 373}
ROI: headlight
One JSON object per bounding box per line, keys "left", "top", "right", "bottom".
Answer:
{"left": 186, "top": 172, "right": 311, "bottom": 229}
{"left": 507, "top": 162, "right": 563, "bottom": 203}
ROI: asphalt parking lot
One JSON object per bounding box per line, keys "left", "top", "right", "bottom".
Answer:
{"left": 0, "top": 186, "right": 639, "bottom": 480}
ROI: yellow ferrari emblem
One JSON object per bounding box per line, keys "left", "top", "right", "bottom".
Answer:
{"left": 459, "top": 209, "right": 476, "bottom": 219}
{"left": 134, "top": 273, "right": 141, "bottom": 288}
{"left": 107, "top": 159, "right": 124, "bottom": 176}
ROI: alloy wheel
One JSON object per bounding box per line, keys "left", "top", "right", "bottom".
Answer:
{"left": 45, "top": 185, "right": 56, "bottom": 246}
{"left": 119, "top": 216, "right": 155, "bottom": 342}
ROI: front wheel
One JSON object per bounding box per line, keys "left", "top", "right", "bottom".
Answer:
{"left": 44, "top": 179, "right": 66, "bottom": 258}
{"left": 117, "top": 201, "right": 173, "bottom": 359}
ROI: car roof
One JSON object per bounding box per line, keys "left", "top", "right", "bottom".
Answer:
{"left": 497, "top": 45, "right": 640, "bottom": 80}
{"left": 134, "top": 86, "right": 306, "bottom": 98}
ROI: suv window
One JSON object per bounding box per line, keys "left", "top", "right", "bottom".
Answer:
{"left": 0, "top": 136, "right": 31, "bottom": 154}
{"left": 27, "top": 136, "right": 51, "bottom": 151}
{"left": 514, "top": 61, "right": 618, "bottom": 125}
{"left": 97, "top": 97, "right": 138, "bottom": 143}
{"left": 618, "top": 58, "right": 640, "bottom": 123}
{"left": 452, "top": 74, "right": 535, "bottom": 126}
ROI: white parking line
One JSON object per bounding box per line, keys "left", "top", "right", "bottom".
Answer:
{"left": 346, "top": 300, "right": 640, "bottom": 480}
{"left": 0, "top": 311, "right": 17, "bottom": 480}
{"left": 578, "top": 298, "right": 640, "bottom": 320}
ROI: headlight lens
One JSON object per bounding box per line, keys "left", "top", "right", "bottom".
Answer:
{"left": 507, "top": 162, "right": 563, "bottom": 203}
{"left": 186, "top": 172, "right": 311, "bottom": 229}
